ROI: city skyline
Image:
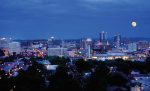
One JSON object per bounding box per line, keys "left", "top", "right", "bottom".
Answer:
{"left": 0, "top": 0, "right": 150, "bottom": 39}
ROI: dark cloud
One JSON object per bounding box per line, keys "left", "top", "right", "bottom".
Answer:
{"left": 0, "top": 0, "right": 150, "bottom": 39}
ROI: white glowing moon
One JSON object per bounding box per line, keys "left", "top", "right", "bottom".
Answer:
{"left": 132, "top": 21, "right": 137, "bottom": 27}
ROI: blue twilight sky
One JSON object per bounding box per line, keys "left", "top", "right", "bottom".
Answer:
{"left": 0, "top": 0, "right": 150, "bottom": 39}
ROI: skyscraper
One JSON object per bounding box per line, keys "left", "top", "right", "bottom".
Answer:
{"left": 47, "top": 36, "right": 55, "bottom": 48}
{"left": 80, "top": 38, "right": 86, "bottom": 49}
{"left": 114, "top": 35, "right": 121, "bottom": 48}
{"left": 99, "top": 31, "right": 107, "bottom": 45}
{"left": 97, "top": 31, "right": 110, "bottom": 52}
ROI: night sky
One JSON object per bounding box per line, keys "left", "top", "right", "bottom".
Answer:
{"left": 0, "top": 0, "right": 150, "bottom": 39}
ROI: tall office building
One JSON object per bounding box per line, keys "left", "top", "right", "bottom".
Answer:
{"left": 47, "top": 36, "right": 55, "bottom": 48}
{"left": 47, "top": 37, "right": 62, "bottom": 48}
{"left": 80, "top": 38, "right": 86, "bottom": 49}
{"left": 97, "top": 31, "right": 110, "bottom": 52}
{"left": 114, "top": 35, "right": 121, "bottom": 48}
{"left": 99, "top": 31, "right": 107, "bottom": 45}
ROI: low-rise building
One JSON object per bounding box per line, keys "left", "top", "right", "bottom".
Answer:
{"left": 48, "top": 47, "right": 68, "bottom": 57}
{"left": 92, "top": 52, "right": 133, "bottom": 61}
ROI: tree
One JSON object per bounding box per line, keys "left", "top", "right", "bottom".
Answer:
{"left": 48, "top": 66, "right": 81, "bottom": 91}
{"left": 0, "top": 49, "right": 5, "bottom": 57}
{"left": 107, "top": 72, "right": 130, "bottom": 90}
{"left": 12, "top": 63, "right": 46, "bottom": 91}
{"left": 75, "top": 59, "right": 91, "bottom": 74}
{"left": 49, "top": 56, "right": 69, "bottom": 66}
{"left": 146, "top": 57, "right": 150, "bottom": 73}
{"left": 117, "top": 62, "right": 131, "bottom": 76}
{"left": 85, "top": 65, "right": 110, "bottom": 91}
{"left": 0, "top": 70, "right": 12, "bottom": 91}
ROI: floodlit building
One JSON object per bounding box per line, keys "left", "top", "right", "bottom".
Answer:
{"left": 92, "top": 51, "right": 133, "bottom": 61}
{"left": 37, "top": 60, "right": 58, "bottom": 71}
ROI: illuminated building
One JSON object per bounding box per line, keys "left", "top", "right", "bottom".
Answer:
{"left": 99, "top": 31, "right": 107, "bottom": 44}
{"left": 97, "top": 31, "right": 110, "bottom": 52}
{"left": 85, "top": 38, "right": 92, "bottom": 58}
{"left": 114, "top": 35, "right": 121, "bottom": 48}
{"left": 67, "top": 50, "right": 77, "bottom": 57}
{"left": 80, "top": 38, "right": 86, "bottom": 49}
{"left": 128, "top": 43, "right": 137, "bottom": 52}
{"left": 137, "top": 41, "right": 150, "bottom": 50}
{"left": 48, "top": 48, "right": 67, "bottom": 57}
{"left": 47, "top": 36, "right": 59, "bottom": 48}
{"left": 8, "top": 42, "right": 21, "bottom": 55}
{"left": 130, "top": 82, "right": 142, "bottom": 91}
{"left": 47, "top": 37, "right": 67, "bottom": 57}
{"left": 92, "top": 51, "right": 134, "bottom": 61}
{"left": 145, "top": 49, "right": 150, "bottom": 57}
{"left": 64, "top": 41, "right": 76, "bottom": 49}
{"left": 37, "top": 60, "right": 58, "bottom": 71}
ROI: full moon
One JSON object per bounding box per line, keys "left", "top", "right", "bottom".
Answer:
{"left": 132, "top": 21, "right": 137, "bottom": 27}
